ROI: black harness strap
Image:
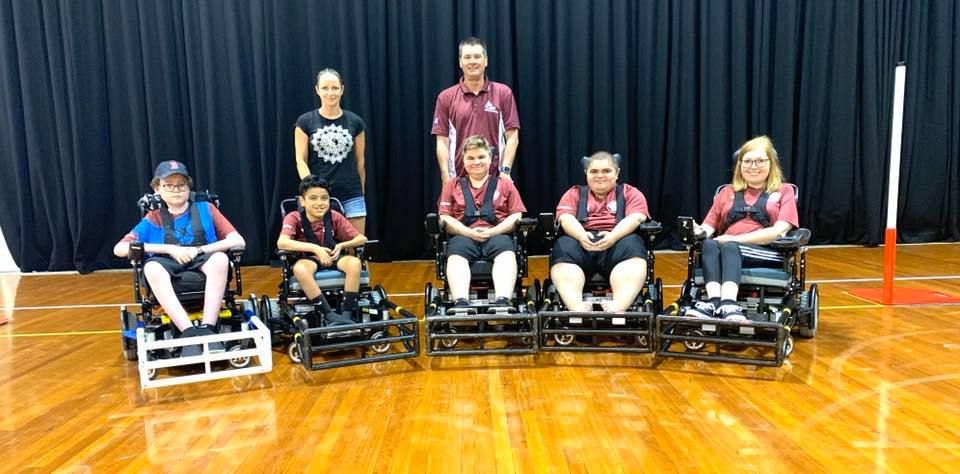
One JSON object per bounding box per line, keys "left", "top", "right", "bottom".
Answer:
{"left": 460, "top": 177, "right": 500, "bottom": 226}
{"left": 159, "top": 200, "right": 207, "bottom": 246}
{"left": 724, "top": 190, "right": 771, "bottom": 228}
{"left": 576, "top": 184, "right": 625, "bottom": 224}
{"left": 300, "top": 210, "right": 336, "bottom": 248}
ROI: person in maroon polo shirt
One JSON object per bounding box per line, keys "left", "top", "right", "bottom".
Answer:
{"left": 437, "top": 135, "right": 527, "bottom": 308}
{"left": 432, "top": 37, "right": 520, "bottom": 185}
{"left": 686, "top": 135, "right": 800, "bottom": 321}
{"left": 549, "top": 152, "right": 651, "bottom": 313}
{"left": 277, "top": 175, "right": 369, "bottom": 326}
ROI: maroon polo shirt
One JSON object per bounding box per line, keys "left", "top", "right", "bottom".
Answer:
{"left": 431, "top": 78, "right": 520, "bottom": 177}
{"left": 555, "top": 184, "right": 650, "bottom": 231}
{"left": 702, "top": 184, "right": 799, "bottom": 236}
{"left": 438, "top": 176, "right": 526, "bottom": 229}
{"left": 280, "top": 210, "right": 359, "bottom": 244}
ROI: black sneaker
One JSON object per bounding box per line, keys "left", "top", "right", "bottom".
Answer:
{"left": 179, "top": 326, "right": 204, "bottom": 358}
{"left": 718, "top": 303, "right": 747, "bottom": 322}
{"left": 324, "top": 311, "right": 355, "bottom": 327}
{"left": 684, "top": 301, "right": 717, "bottom": 319}
{"left": 197, "top": 324, "right": 225, "bottom": 353}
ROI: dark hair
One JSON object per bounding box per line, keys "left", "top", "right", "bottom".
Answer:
{"left": 458, "top": 36, "right": 487, "bottom": 57}
{"left": 299, "top": 175, "right": 330, "bottom": 195}
{"left": 316, "top": 68, "right": 343, "bottom": 86}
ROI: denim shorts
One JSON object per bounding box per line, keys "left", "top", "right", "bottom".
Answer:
{"left": 339, "top": 196, "right": 367, "bottom": 218}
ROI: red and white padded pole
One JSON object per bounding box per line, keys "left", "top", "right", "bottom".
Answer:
{"left": 882, "top": 63, "right": 906, "bottom": 305}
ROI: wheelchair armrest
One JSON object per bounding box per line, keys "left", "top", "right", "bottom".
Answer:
{"left": 769, "top": 228, "right": 811, "bottom": 249}
{"left": 637, "top": 220, "right": 662, "bottom": 235}
{"left": 362, "top": 240, "right": 392, "bottom": 263}
{"left": 227, "top": 246, "right": 245, "bottom": 256}
{"left": 538, "top": 213, "right": 558, "bottom": 240}
{"left": 517, "top": 217, "right": 537, "bottom": 235}
{"left": 425, "top": 213, "right": 444, "bottom": 236}
{"left": 677, "top": 216, "right": 706, "bottom": 246}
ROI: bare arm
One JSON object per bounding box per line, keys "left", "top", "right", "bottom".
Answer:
{"left": 294, "top": 127, "right": 311, "bottom": 179}
{"left": 277, "top": 234, "right": 328, "bottom": 256}
{"left": 716, "top": 220, "right": 794, "bottom": 245}
{"left": 500, "top": 128, "right": 519, "bottom": 170}
{"left": 354, "top": 131, "right": 366, "bottom": 193}
{"left": 436, "top": 135, "right": 451, "bottom": 185}
{"left": 600, "top": 212, "right": 646, "bottom": 243}
{"left": 114, "top": 231, "right": 245, "bottom": 262}
{"left": 481, "top": 212, "right": 521, "bottom": 237}
{"left": 439, "top": 214, "right": 479, "bottom": 239}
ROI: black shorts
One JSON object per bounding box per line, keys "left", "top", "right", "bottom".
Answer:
{"left": 446, "top": 234, "right": 515, "bottom": 263}
{"left": 294, "top": 255, "right": 342, "bottom": 270}
{"left": 549, "top": 233, "right": 647, "bottom": 278}
{"left": 145, "top": 254, "right": 213, "bottom": 277}
{"left": 144, "top": 254, "right": 229, "bottom": 292}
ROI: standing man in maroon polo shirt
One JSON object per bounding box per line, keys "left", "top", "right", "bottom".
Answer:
{"left": 432, "top": 37, "right": 520, "bottom": 186}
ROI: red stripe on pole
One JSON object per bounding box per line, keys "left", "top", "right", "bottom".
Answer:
{"left": 881, "top": 227, "right": 897, "bottom": 304}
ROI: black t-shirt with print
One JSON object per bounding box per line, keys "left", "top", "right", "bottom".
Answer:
{"left": 296, "top": 109, "right": 366, "bottom": 200}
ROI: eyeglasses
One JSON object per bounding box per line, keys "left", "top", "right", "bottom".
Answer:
{"left": 161, "top": 183, "right": 189, "bottom": 192}
{"left": 741, "top": 158, "right": 770, "bottom": 168}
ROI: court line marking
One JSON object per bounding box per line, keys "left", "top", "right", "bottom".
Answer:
{"left": 5, "top": 274, "right": 960, "bottom": 311}
{"left": 0, "top": 330, "right": 120, "bottom": 338}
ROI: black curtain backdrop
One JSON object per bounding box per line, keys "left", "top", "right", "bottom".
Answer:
{"left": 0, "top": 0, "right": 957, "bottom": 273}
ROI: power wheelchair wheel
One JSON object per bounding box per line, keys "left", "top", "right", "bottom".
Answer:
{"left": 227, "top": 344, "right": 251, "bottom": 368}
{"left": 369, "top": 331, "right": 391, "bottom": 354}
{"left": 259, "top": 295, "right": 276, "bottom": 321}
{"left": 120, "top": 307, "right": 138, "bottom": 361}
{"left": 798, "top": 283, "right": 819, "bottom": 339}
{"left": 783, "top": 334, "right": 795, "bottom": 357}
{"left": 287, "top": 340, "right": 302, "bottom": 364}
{"left": 683, "top": 329, "right": 706, "bottom": 352}
{"left": 439, "top": 326, "right": 459, "bottom": 349}
{"left": 554, "top": 329, "right": 575, "bottom": 346}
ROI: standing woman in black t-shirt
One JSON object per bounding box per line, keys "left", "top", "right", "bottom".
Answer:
{"left": 295, "top": 68, "right": 368, "bottom": 233}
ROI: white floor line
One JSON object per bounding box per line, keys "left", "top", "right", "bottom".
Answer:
{"left": 6, "top": 274, "right": 960, "bottom": 311}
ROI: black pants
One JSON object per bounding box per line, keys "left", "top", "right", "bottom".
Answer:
{"left": 700, "top": 239, "right": 783, "bottom": 284}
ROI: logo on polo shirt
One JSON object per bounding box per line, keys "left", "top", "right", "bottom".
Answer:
{"left": 484, "top": 101, "right": 498, "bottom": 113}
{"left": 311, "top": 124, "right": 354, "bottom": 164}
{"left": 607, "top": 201, "right": 618, "bottom": 213}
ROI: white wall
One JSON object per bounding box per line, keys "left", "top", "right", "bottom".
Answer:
{"left": 0, "top": 225, "right": 20, "bottom": 273}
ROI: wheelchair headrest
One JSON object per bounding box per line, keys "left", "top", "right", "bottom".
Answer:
{"left": 280, "top": 196, "right": 345, "bottom": 217}
{"left": 138, "top": 191, "right": 218, "bottom": 214}
{"left": 580, "top": 153, "right": 622, "bottom": 169}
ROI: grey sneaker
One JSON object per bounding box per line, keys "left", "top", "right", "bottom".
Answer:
{"left": 684, "top": 301, "right": 717, "bottom": 319}
{"left": 197, "top": 324, "right": 225, "bottom": 353}
{"left": 178, "top": 326, "right": 203, "bottom": 358}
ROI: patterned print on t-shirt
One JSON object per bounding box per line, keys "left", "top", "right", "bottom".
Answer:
{"left": 311, "top": 124, "right": 354, "bottom": 164}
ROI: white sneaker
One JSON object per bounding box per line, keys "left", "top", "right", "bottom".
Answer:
{"left": 718, "top": 304, "right": 747, "bottom": 322}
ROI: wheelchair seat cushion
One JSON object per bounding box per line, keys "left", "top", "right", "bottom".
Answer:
{"left": 694, "top": 267, "right": 791, "bottom": 287}
{"left": 288, "top": 269, "right": 371, "bottom": 292}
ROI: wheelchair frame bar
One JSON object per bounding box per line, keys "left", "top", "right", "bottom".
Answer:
{"left": 296, "top": 301, "right": 419, "bottom": 371}
{"left": 425, "top": 311, "right": 539, "bottom": 356}
{"left": 137, "top": 315, "right": 273, "bottom": 389}
{"left": 655, "top": 315, "right": 789, "bottom": 367}
{"left": 538, "top": 310, "right": 654, "bottom": 353}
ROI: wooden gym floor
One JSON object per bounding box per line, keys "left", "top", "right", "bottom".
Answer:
{"left": 1, "top": 244, "right": 959, "bottom": 472}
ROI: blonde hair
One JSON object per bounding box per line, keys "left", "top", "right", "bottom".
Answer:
{"left": 460, "top": 135, "right": 491, "bottom": 156}
{"left": 732, "top": 135, "right": 784, "bottom": 193}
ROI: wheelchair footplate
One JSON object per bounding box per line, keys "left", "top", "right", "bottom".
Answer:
{"left": 134, "top": 304, "right": 273, "bottom": 389}
{"left": 284, "top": 289, "right": 419, "bottom": 371}
{"left": 425, "top": 299, "right": 538, "bottom": 356}
{"left": 656, "top": 312, "right": 793, "bottom": 367}
{"left": 539, "top": 298, "right": 654, "bottom": 353}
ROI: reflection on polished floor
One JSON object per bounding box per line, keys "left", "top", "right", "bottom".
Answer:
{"left": 1, "top": 244, "right": 959, "bottom": 472}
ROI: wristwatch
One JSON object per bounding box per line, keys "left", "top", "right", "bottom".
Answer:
{"left": 499, "top": 165, "right": 512, "bottom": 175}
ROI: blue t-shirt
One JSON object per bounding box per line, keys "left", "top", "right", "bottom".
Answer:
{"left": 129, "top": 202, "right": 219, "bottom": 246}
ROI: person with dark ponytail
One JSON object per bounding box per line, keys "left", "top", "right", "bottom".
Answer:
{"left": 277, "top": 175, "right": 368, "bottom": 326}
{"left": 294, "top": 68, "right": 368, "bottom": 233}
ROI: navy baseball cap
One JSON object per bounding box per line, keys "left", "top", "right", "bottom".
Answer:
{"left": 154, "top": 160, "right": 190, "bottom": 180}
